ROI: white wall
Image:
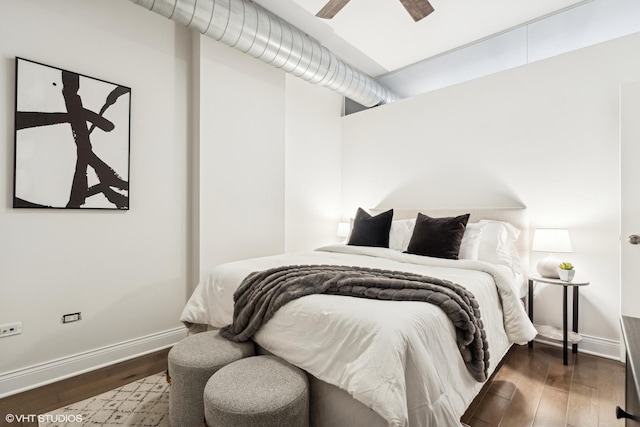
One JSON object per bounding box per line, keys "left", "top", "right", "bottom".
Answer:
{"left": 342, "top": 32, "right": 640, "bottom": 358}
{"left": 197, "top": 39, "right": 345, "bottom": 269}
{"left": 0, "top": 0, "right": 191, "bottom": 395}
{"left": 285, "top": 75, "right": 343, "bottom": 252}
{"left": 197, "top": 35, "right": 286, "bottom": 276}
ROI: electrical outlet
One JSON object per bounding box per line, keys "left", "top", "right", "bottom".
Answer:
{"left": 0, "top": 322, "right": 22, "bottom": 338}
{"left": 62, "top": 312, "right": 81, "bottom": 323}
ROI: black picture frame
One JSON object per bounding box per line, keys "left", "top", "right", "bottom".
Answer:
{"left": 13, "top": 57, "right": 131, "bottom": 210}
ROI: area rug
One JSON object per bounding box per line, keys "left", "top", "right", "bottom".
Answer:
{"left": 39, "top": 372, "right": 169, "bottom": 426}
{"left": 38, "top": 371, "right": 474, "bottom": 426}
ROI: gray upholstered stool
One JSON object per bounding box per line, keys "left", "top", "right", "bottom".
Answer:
{"left": 168, "top": 330, "right": 254, "bottom": 427}
{"left": 204, "top": 355, "right": 309, "bottom": 427}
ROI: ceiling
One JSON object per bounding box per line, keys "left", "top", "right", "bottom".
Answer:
{"left": 252, "top": 0, "right": 589, "bottom": 77}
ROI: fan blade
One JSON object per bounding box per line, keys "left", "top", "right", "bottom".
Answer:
{"left": 398, "top": 0, "right": 434, "bottom": 22}
{"left": 316, "top": 0, "right": 351, "bottom": 19}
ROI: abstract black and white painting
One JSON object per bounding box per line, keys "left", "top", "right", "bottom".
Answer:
{"left": 13, "top": 57, "right": 131, "bottom": 210}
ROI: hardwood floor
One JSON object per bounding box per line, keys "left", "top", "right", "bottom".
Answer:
{"left": 462, "top": 342, "right": 625, "bottom": 427}
{"left": 0, "top": 348, "right": 169, "bottom": 427}
{"left": 0, "top": 343, "right": 624, "bottom": 427}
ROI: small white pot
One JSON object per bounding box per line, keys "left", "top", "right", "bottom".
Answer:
{"left": 558, "top": 268, "right": 575, "bottom": 282}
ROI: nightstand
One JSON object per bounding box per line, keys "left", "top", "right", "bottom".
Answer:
{"left": 527, "top": 274, "right": 590, "bottom": 365}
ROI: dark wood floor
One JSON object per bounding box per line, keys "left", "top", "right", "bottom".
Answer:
{"left": 462, "top": 342, "right": 625, "bottom": 427}
{"left": 0, "top": 343, "right": 624, "bottom": 427}
{"left": 0, "top": 348, "right": 169, "bottom": 427}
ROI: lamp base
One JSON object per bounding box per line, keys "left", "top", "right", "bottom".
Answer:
{"left": 536, "top": 255, "right": 561, "bottom": 278}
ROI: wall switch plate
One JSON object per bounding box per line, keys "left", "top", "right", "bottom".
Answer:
{"left": 0, "top": 322, "right": 22, "bottom": 338}
{"left": 62, "top": 312, "right": 81, "bottom": 323}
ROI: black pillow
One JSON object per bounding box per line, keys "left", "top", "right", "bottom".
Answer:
{"left": 405, "top": 213, "right": 470, "bottom": 259}
{"left": 347, "top": 208, "right": 393, "bottom": 248}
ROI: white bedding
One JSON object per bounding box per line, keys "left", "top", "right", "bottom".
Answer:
{"left": 181, "top": 245, "right": 537, "bottom": 427}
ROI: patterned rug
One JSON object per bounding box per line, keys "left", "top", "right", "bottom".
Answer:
{"left": 38, "top": 371, "right": 473, "bottom": 426}
{"left": 39, "top": 372, "right": 169, "bottom": 427}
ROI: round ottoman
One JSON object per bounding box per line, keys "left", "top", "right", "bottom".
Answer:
{"left": 204, "top": 355, "right": 309, "bottom": 427}
{"left": 168, "top": 330, "right": 254, "bottom": 427}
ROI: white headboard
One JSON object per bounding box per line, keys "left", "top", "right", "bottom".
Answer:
{"left": 370, "top": 207, "right": 530, "bottom": 277}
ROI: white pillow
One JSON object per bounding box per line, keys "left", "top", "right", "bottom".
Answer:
{"left": 458, "top": 222, "right": 485, "bottom": 260}
{"left": 477, "top": 219, "right": 522, "bottom": 275}
{"left": 389, "top": 218, "right": 416, "bottom": 251}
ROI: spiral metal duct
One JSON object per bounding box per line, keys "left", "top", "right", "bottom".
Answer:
{"left": 129, "top": 0, "right": 400, "bottom": 107}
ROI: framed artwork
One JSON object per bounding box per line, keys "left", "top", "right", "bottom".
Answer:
{"left": 13, "top": 57, "right": 131, "bottom": 210}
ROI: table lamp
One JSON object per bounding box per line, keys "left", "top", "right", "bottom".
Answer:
{"left": 337, "top": 222, "right": 350, "bottom": 239}
{"left": 532, "top": 228, "right": 572, "bottom": 278}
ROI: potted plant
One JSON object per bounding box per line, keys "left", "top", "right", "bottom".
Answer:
{"left": 558, "top": 262, "right": 575, "bottom": 282}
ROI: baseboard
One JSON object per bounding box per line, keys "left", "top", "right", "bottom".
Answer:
{"left": 534, "top": 333, "right": 621, "bottom": 361}
{"left": 0, "top": 326, "right": 187, "bottom": 399}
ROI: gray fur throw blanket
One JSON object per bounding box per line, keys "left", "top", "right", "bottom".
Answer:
{"left": 220, "top": 264, "right": 489, "bottom": 381}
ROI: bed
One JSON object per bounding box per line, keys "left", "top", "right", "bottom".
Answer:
{"left": 181, "top": 208, "right": 537, "bottom": 427}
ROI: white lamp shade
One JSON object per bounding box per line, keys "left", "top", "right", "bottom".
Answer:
{"left": 531, "top": 229, "right": 572, "bottom": 253}
{"left": 337, "top": 222, "right": 350, "bottom": 238}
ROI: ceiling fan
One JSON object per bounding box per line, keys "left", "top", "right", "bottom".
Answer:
{"left": 316, "top": 0, "right": 435, "bottom": 22}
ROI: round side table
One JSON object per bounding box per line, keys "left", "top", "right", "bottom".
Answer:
{"left": 528, "top": 274, "right": 590, "bottom": 365}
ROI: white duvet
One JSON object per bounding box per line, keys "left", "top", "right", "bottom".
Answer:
{"left": 181, "top": 245, "right": 537, "bottom": 427}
